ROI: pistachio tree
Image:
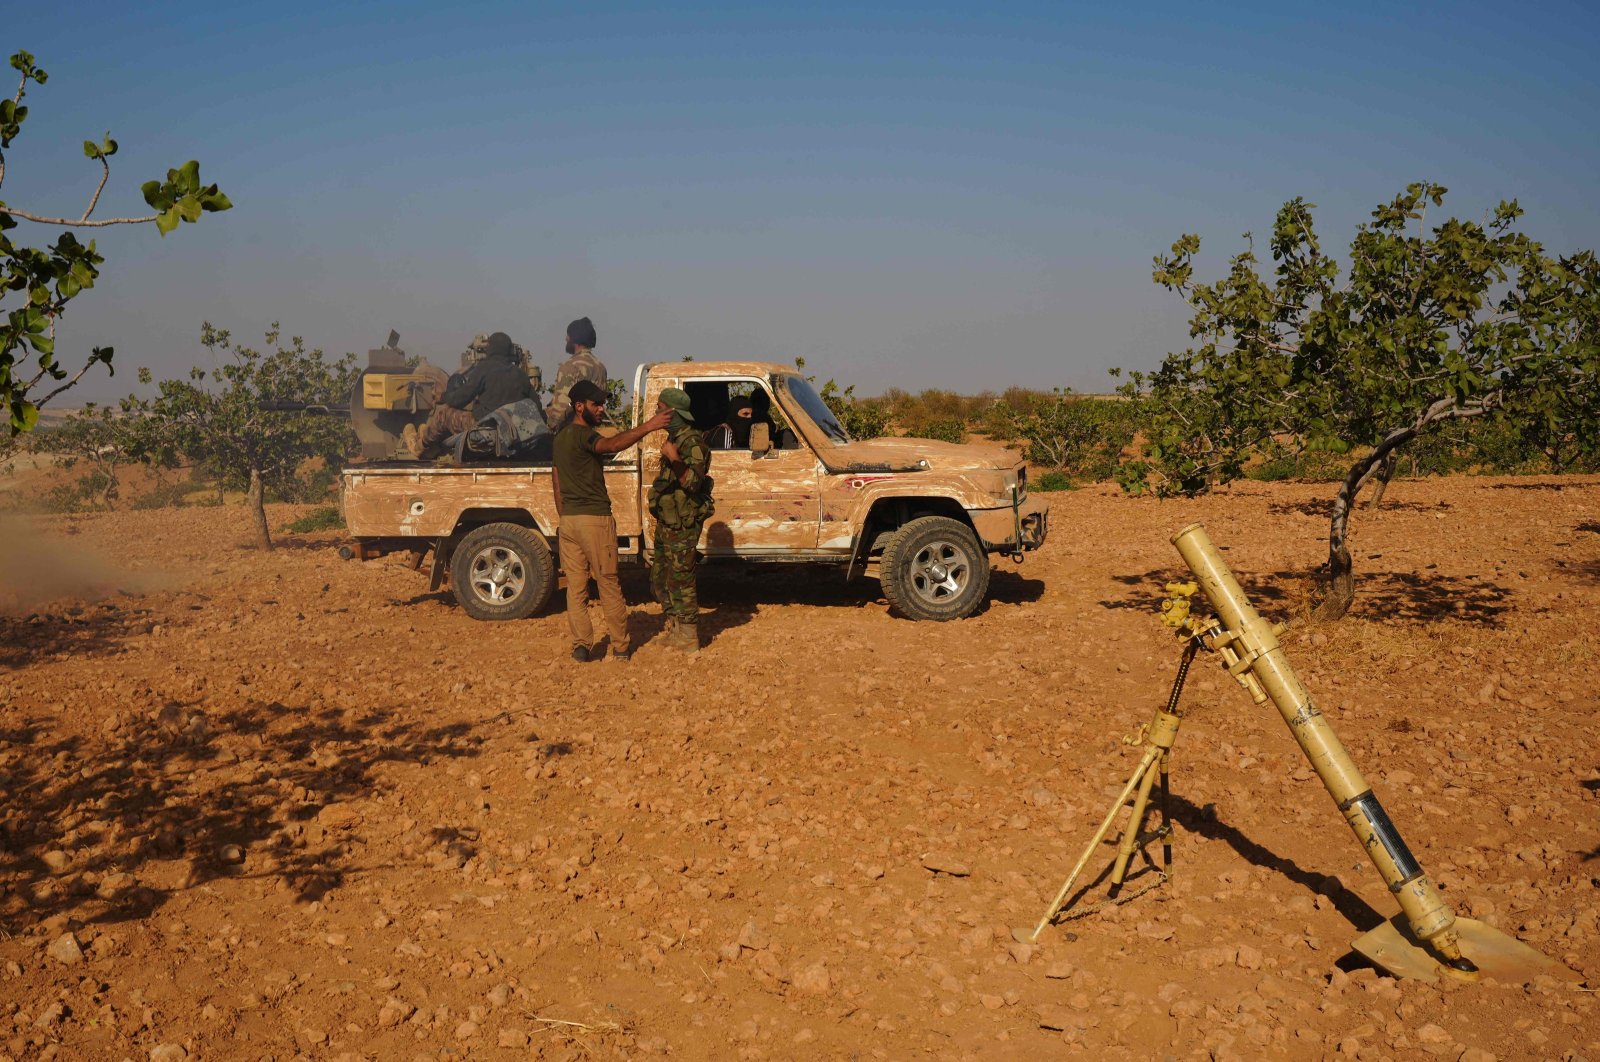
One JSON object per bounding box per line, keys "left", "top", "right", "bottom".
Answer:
{"left": 1120, "top": 184, "right": 1600, "bottom": 619}
{"left": 1, "top": 50, "right": 231, "bottom": 434}
{"left": 134, "top": 324, "right": 356, "bottom": 550}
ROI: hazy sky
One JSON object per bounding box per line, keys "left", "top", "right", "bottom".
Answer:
{"left": 7, "top": 1, "right": 1599, "bottom": 403}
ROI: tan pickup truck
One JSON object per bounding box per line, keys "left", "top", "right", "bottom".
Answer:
{"left": 341, "top": 360, "right": 1049, "bottom": 622}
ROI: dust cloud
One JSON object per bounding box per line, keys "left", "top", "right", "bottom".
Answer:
{"left": 0, "top": 517, "right": 165, "bottom": 613}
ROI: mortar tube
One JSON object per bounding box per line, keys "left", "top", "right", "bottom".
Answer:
{"left": 1170, "top": 523, "right": 1476, "bottom": 976}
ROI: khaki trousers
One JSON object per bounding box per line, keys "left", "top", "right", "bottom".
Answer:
{"left": 558, "top": 514, "right": 629, "bottom": 653}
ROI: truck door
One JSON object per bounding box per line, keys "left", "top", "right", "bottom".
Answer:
{"left": 641, "top": 377, "right": 819, "bottom": 555}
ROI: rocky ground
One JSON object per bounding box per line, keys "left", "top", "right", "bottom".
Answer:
{"left": 1, "top": 474, "right": 1597, "bottom": 1060}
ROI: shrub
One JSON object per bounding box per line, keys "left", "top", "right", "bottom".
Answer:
{"left": 1032, "top": 470, "right": 1073, "bottom": 492}
{"left": 285, "top": 505, "right": 344, "bottom": 533}
{"left": 920, "top": 418, "right": 966, "bottom": 443}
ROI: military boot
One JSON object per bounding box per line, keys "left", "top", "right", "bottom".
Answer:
{"left": 401, "top": 423, "right": 425, "bottom": 460}
{"left": 670, "top": 620, "right": 700, "bottom": 653}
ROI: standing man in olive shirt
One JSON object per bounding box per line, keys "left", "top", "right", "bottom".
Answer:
{"left": 552, "top": 380, "right": 671, "bottom": 661}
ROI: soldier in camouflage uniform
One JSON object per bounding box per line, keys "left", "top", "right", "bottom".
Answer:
{"left": 648, "top": 387, "right": 714, "bottom": 652}
{"left": 544, "top": 317, "right": 608, "bottom": 432}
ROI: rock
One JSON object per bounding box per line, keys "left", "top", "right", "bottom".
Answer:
{"left": 218, "top": 844, "right": 244, "bottom": 865}
{"left": 737, "top": 921, "right": 770, "bottom": 951}
{"left": 1007, "top": 942, "right": 1033, "bottom": 964}
{"left": 792, "top": 962, "right": 831, "bottom": 995}
{"left": 46, "top": 933, "right": 83, "bottom": 966}
{"left": 1044, "top": 961, "right": 1073, "bottom": 979}
{"left": 1235, "top": 944, "right": 1262, "bottom": 970}
{"left": 921, "top": 854, "right": 971, "bottom": 877}
{"left": 149, "top": 1046, "right": 188, "bottom": 1062}
{"left": 980, "top": 994, "right": 1004, "bottom": 1010}
{"left": 453, "top": 1020, "right": 479, "bottom": 1041}
{"left": 317, "top": 803, "right": 363, "bottom": 830}
{"left": 1458, "top": 1049, "right": 1495, "bottom": 1062}
{"left": 1037, "top": 1004, "right": 1073, "bottom": 1030}
{"left": 1416, "top": 1023, "right": 1451, "bottom": 1045}
{"left": 377, "top": 999, "right": 415, "bottom": 1028}
{"left": 41, "top": 850, "right": 70, "bottom": 874}
{"left": 498, "top": 1028, "right": 529, "bottom": 1047}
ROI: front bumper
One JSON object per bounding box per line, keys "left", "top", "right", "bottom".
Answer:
{"left": 968, "top": 495, "right": 1050, "bottom": 554}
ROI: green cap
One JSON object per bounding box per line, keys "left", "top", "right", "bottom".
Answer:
{"left": 659, "top": 387, "right": 694, "bottom": 422}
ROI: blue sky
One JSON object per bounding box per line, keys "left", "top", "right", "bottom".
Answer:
{"left": 7, "top": 1, "right": 1599, "bottom": 402}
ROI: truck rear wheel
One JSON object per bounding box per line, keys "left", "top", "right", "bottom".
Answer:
{"left": 879, "top": 515, "right": 990, "bottom": 621}
{"left": 450, "top": 522, "right": 555, "bottom": 621}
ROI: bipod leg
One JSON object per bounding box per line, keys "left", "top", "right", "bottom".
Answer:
{"left": 1022, "top": 638, "right": 1200, "bottom": 944}
{"left": 1025, "top": 743, "right": 1160, "bottom": 943}
{"left": 1109, "top": 710, "right": 1181, "bottom": 896}
{"left": 1108, "top": 750, "right": 1161, "bottom": 895}
{"left": 1159, "top": 750, "right": 1172, "bottom": 875}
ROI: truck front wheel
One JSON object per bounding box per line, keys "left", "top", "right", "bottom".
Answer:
{"left": 450, "top": 523, "right": 555, "bottom": 621}
{"left": 879, "top": 516, "right": 990, "bottom": 621}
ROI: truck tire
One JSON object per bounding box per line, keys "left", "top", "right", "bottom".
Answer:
{"left": 450, "top": 522, "right": 555, "bottom": 621}
{"left": 879, "top": 515, "right": 990, "bottom": 621}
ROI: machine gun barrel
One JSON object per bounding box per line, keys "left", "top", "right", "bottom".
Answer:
{"left": 259, "top": 400, "right": 352, "bottom": 415}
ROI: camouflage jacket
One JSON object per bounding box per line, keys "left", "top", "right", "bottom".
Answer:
{"left": 648, "top": 422, "right": 714, "bottom": 529}
{"left": 544, "top": 350, "right": 609, "bottom": 429}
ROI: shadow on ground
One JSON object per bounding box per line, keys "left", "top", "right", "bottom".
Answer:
{"left": 1098, "top": 567, "right": 1511, "bottom": 626}
{"left": 0, "top": 699, "right": 484, "bottom": 934}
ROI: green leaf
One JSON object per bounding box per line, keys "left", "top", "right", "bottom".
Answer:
{"left": 12, "top": 400, "right": 39, "bottom": 433}
{"left": 176, "top": 159, "right": 200, "bottom": 195}
{"left": 141, "top": 180, "right": 167, "bottom": 209}
{"left": 176, "top": 196, "right": 202, "bottom": 223}
{"left": 83, "top": 140, "right": 101, "bottom": 159}
{"left": 156, "top": 206, "right": 180, "bottom": 236}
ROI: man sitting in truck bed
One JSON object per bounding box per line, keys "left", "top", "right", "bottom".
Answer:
{"left": 404, "top": 332, "right": 535, "bottom": 460}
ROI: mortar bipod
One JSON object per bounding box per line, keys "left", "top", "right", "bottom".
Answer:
{"left": 1020, "top": 638, "right": 1202, "bottom": 942}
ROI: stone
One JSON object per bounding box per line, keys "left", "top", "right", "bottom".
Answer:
{"left": 792, "top": 962, "right": 831, "bottom": 995}
{"left": 1037, "top": 1004, "right": 1072, "bottom": 1031}
{"left": 317, "top": 803, "right": 363, "bottom": 830}
{"left": 149, "top": 1046, "right": 188, "bottom": 1062}
{"left": 46, "top": 933, "right": 83, "bottom": 966}
{"left": 41, "top": 850, "right": 70, "bottom": 874}
{"left": 1416, "top": 1024, "right": 1451, "bottom": 1045}
{"left": 920, "top": 854, "right": 971, "bottom": 877}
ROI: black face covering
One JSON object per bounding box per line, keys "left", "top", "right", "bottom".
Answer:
{"left": 726, "top": 398, "right": 754, "bottom": 448}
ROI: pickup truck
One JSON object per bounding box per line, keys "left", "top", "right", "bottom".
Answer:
{"left": 340, "top": 360, "right": 1049, "bottom": 622}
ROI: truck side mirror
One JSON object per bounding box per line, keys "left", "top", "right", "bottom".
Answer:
{"left": 749, "top": 422, "right": 771, "bottom": 455}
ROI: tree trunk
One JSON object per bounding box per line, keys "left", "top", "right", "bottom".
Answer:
{"left": 1364, "top": 450, "right": 1398, "bottom": 509}
{"left": 247, "top": 467, "right": 273, "bottom": 551}
{"left": 1315, "top": 427, "right": 1417, "bottom": 621}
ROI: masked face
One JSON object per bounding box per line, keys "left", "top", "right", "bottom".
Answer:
{"left": 565, "top": 338, "right": 576, "bottom": 356}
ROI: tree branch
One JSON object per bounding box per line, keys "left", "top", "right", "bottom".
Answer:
{"left": 81, "top": 153, "right": 111, "bottom": 222}
{"left": 5, "top": 206, "right": 160, "bottom": 227}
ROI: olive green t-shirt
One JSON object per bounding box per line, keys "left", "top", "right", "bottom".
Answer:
{"left": 553, "top": 422, "right": 612, "bottom": 516}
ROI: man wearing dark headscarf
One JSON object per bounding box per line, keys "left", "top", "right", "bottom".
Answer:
{"left": 544, "top": 317, "right": 609, "bottom": 433}
{"left": 405, "top": 331, "right": 534, "bottom": 460}
{"left": 717, "top": 397, "right": 754, "bottom": 449}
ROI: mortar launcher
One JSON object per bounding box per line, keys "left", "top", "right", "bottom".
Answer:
{"left": 1023, "top": 522, "right": 1582, "bottom": 985}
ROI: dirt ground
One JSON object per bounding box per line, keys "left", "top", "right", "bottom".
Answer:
{"left": 1, "top": 474, "right": 1597, "bottom": 1061}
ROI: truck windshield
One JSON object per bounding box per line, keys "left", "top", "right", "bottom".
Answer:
{"left": 777, "top": 374, "right": 850, "bottom": 444}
